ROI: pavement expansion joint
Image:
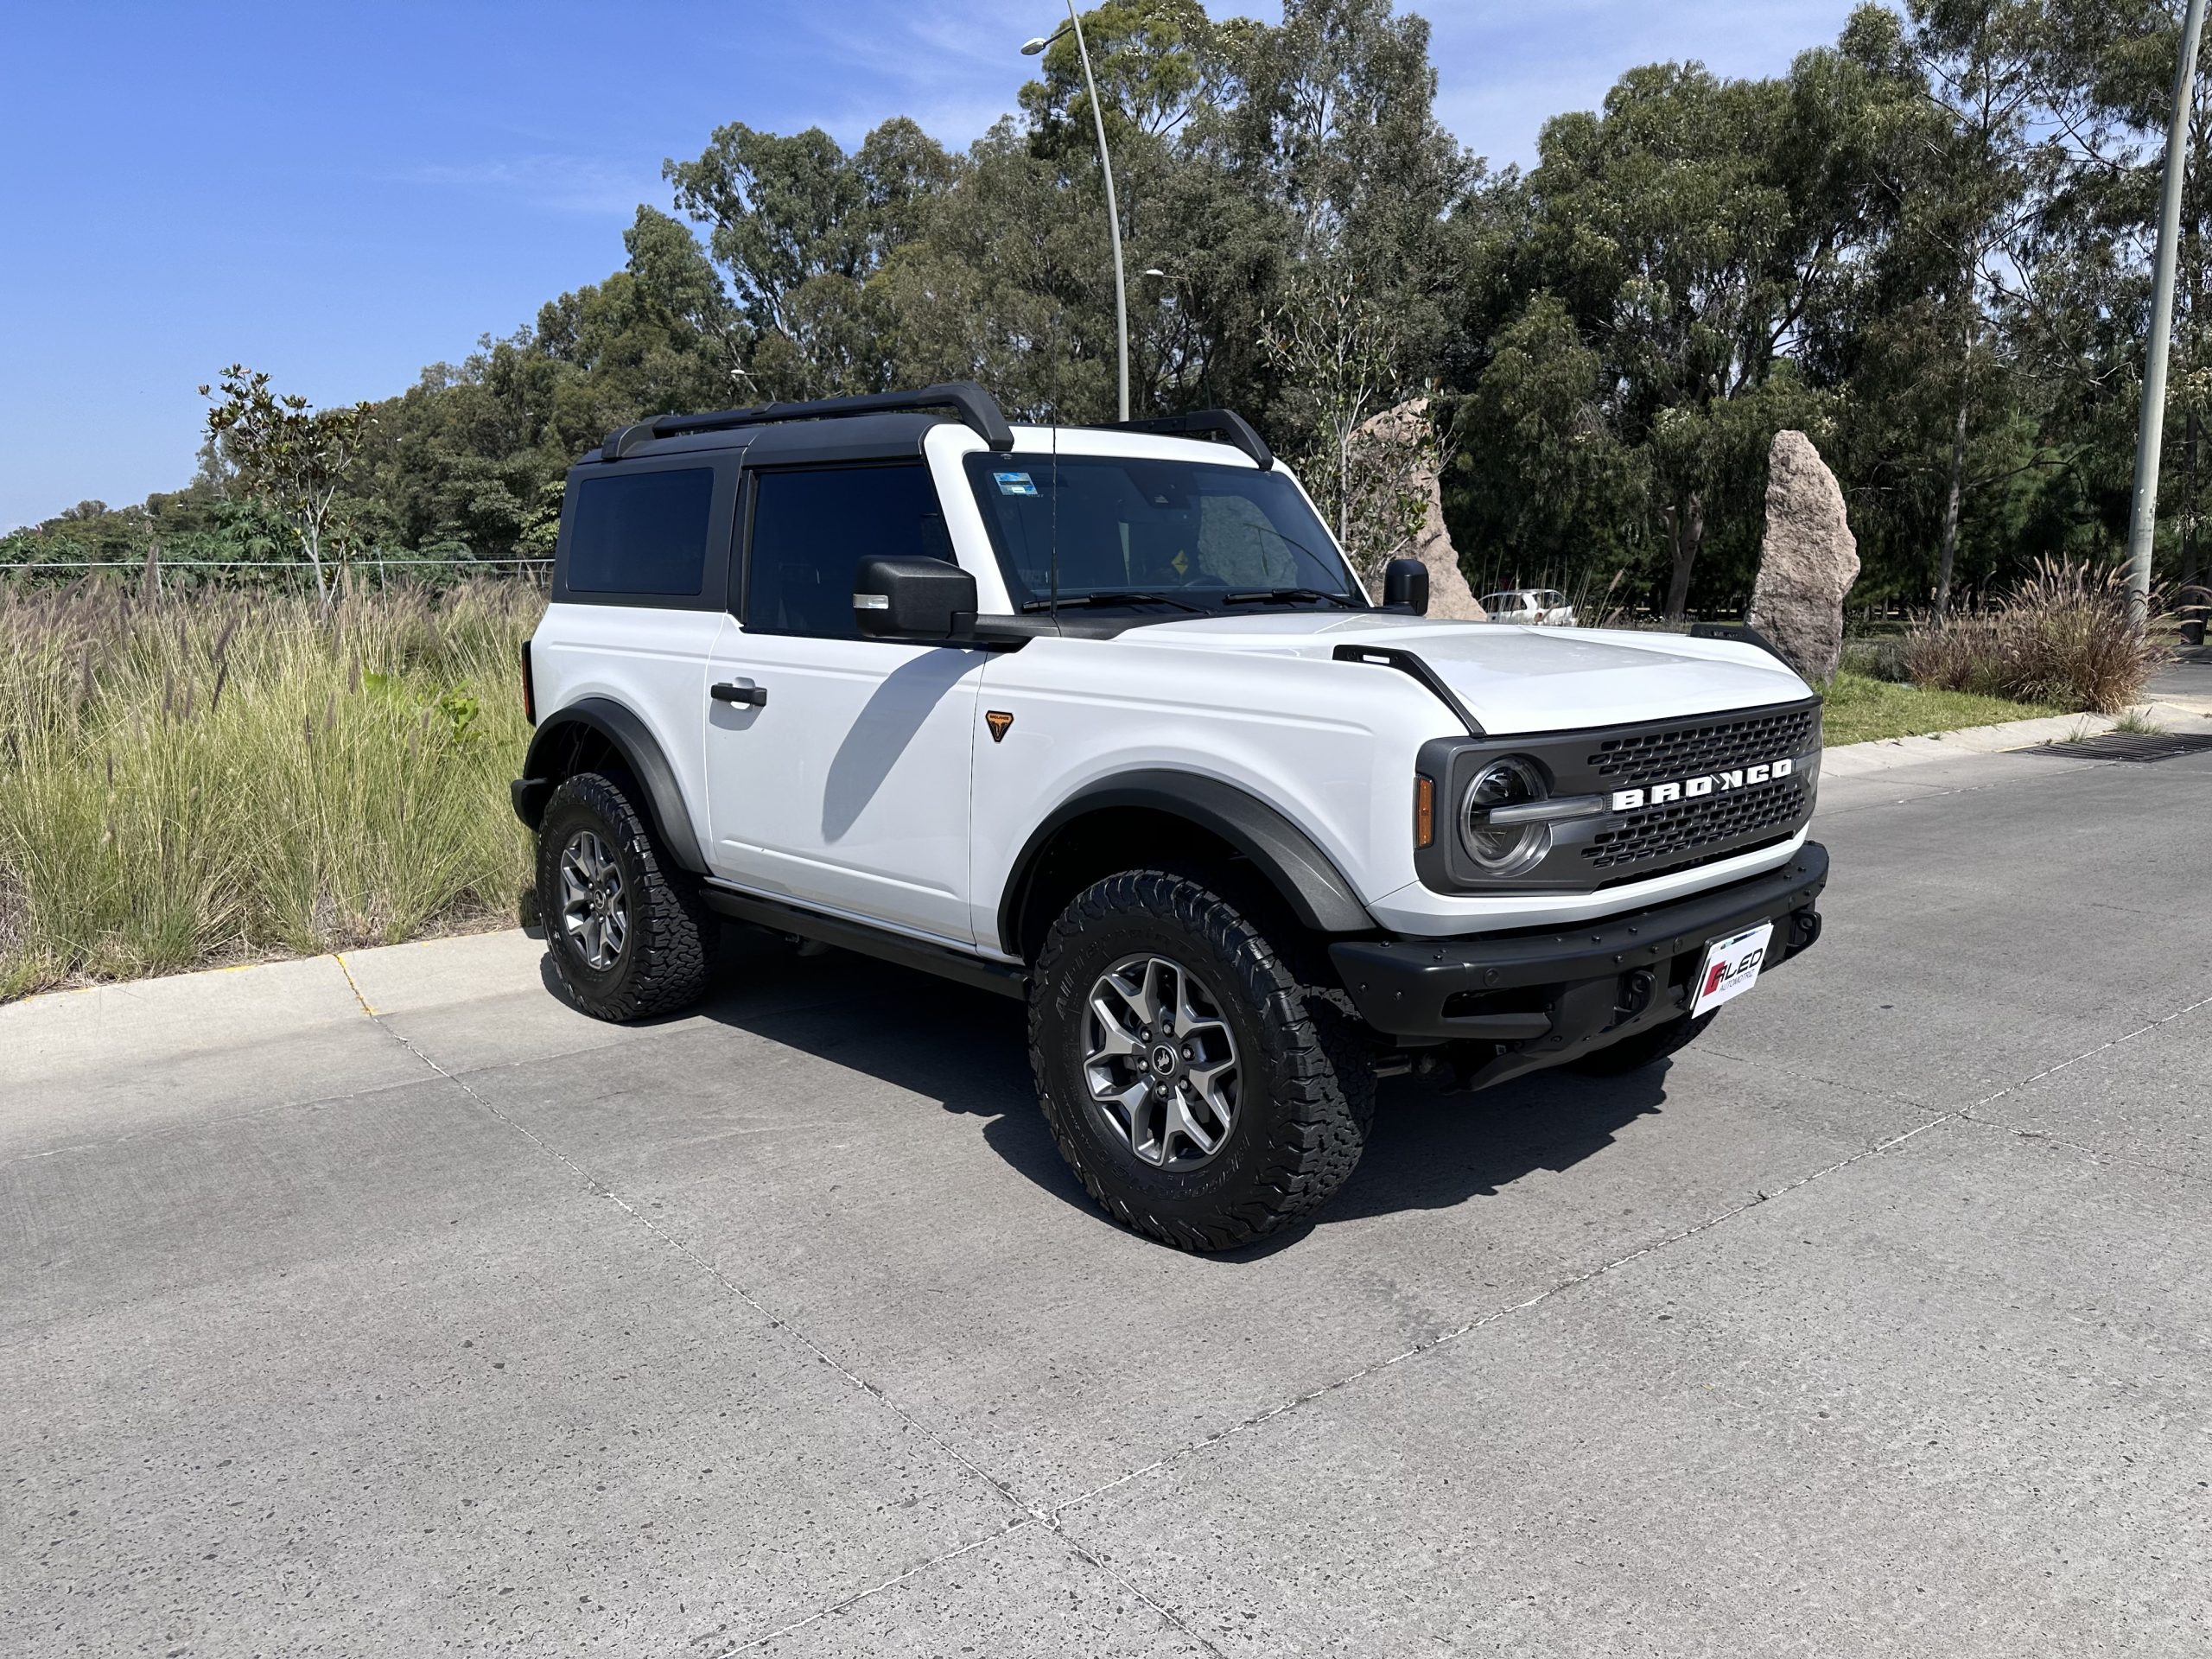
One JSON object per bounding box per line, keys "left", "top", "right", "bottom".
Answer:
{"left": 1039, "top": 981, "right": 2212, "bottom": 1532}
{"left": 1954, "top": 1109, "right": 2212, "bottom": 1190}
{"left": 709, "top": 1515, "right": 1040, "bottom": 1655}
{"left": 1698, "top": 1040, "right": 1941, "bottom": 1120}
{"left": 0, "top": 1068, "right": 458, "bottom": 1176}
{"left": 711, "top": 1509, "right": 1224, "bottom": 1658}
{"left": 332, "top": 951, "right": 378, "bottom": 1017}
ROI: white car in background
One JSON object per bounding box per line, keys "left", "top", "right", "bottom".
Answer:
{"left": 1481, "top": 588, "right": 1577, "bottom": 626}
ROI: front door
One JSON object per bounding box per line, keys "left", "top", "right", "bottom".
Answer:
{"left": 702, "top": 461, "right": 983, "bottom": 944}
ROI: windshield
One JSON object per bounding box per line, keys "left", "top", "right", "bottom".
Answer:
{"left": 963, "top": 452, "right": 1363, "bottom": 612}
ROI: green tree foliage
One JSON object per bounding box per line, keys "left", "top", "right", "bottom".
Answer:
{"left": 1459, "top": 49, "right": 1890, "bottom": 613}
{"left": 28, "top": 0, "right": 2212, "bottom": 614}
{"left": 200, "top": 366, "right": 375, "bottom": 606}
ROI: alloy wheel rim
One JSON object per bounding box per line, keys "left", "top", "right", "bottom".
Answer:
{"left": 558, "top": 830, "right": 629, "bottom": 971}
{"left": 1081, "top": 953, "right": 1240, "bottom": 1171}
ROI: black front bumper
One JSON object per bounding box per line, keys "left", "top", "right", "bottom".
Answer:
{"left": 1330, "top": 843, "right": 1829, "bottom": 1088}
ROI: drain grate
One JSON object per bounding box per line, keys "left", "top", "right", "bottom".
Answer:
{"left": 2022, "top": 731, "right": 2212, "bottom": 763}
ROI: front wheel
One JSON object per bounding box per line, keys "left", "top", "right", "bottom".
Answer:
{"left": 1028, "top": 870, "right": 1373, "bottom": 1251}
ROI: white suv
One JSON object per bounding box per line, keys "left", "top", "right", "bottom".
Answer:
{"left": 513, "top": 384, "right": 1827, "bottom": 1250}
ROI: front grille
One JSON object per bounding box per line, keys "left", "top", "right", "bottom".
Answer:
{"left": 1582, "top": 777, "right": 1808, "bottom": 872}
{"left": 1587, "top": 705, "right": 1817, "bottom": 790}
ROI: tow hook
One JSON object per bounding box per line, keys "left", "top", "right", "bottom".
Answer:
{"left": 1617, "top": 968, "right": 1656, "bottom": 1020}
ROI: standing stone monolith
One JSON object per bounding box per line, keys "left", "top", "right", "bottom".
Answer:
{"left": 1748, "top": 429, "right": 1859, "bottom": 683}
{"left": 1351, "top": 398, "right": 1486, "bottom": 620}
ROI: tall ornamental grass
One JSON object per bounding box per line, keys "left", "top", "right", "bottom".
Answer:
{"left": 0, "top": 582, "right": 540, "bottom": 1001}
{"left": 1904, "top": 557, "right": 2165, "bottom": 715}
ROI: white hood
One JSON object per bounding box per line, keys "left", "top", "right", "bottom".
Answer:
{"left": 1116, "top": 611, "right": 1812, "bottom": 734}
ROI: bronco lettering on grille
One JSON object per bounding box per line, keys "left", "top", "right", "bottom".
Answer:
{"left": 1608, "top": 755, "right": 1796, "bottom": 813}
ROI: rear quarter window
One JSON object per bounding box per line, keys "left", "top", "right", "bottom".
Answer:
{"left": 565, "top": 468, "right": 715, "bottom": 597}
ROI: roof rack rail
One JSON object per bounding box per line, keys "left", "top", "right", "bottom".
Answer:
{"left": 1088, "top": 410, "right": 1274, "bottom": 469}
{"left": 600, "top": 380, "right": 1014, "bottom": 461}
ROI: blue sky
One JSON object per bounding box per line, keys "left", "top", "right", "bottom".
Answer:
{"left": 0, "top": 0, "right": 1861, "bottom": 532}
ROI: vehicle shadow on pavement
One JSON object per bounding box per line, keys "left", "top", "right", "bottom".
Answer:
{"left": 653, "top": 932, "right": 1678, "bottom": 1251}
{"left": 1326, "top": 1067, "right": 1671, "bottom": 1223}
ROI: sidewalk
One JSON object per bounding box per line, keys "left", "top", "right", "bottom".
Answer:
{"left": 1823, "top": 658, "right": 2212, "bottom": 779}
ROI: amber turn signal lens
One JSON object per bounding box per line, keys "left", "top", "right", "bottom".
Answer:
{"left": 1414, "top": 774, "right": 1435, "bottom": 849}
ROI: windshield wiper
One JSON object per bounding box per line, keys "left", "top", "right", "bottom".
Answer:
{"left": 1020, "top": 592, "right": 1205, "bottom": 613}
{"left": 1224, "top": 586, "right": 1363, "bottom": 610}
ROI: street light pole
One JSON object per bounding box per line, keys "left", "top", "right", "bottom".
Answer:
{"left": 2126, "top": 0, "right": 2210, "bottom": 628}
{"left": 1025, "top": 5, "right": 1130, "bottom": 423}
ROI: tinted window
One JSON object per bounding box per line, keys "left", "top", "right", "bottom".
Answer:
{"left": 746, "top": 463, "right": 952, "bottom": 638}
{"left": 963, "top": 454, "right": 1356, "bottom": 609}
{"left": 567, "top": 468, "right": 714, "bottom": 596}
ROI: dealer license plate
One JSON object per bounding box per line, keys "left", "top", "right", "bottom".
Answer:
{"left": 1692, "top": 922, "right": 1774, "bottom": 1016}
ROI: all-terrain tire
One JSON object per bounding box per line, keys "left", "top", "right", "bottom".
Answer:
{"left": 536, "top": 771, "right": 713, "bottom": 1022}
{"left": 1569, "top": 1009, "right": 1717, "bottom": 1076}
{"left": 1028, "top": 870, "right": 1375, "bottom": 1251}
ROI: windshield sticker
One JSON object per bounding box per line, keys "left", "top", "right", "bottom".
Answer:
{"left": 993, "top": 471, "right": 1039, "bottom": 496}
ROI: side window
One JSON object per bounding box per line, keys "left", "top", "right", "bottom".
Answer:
{"left": 744, "top": 463, "right": 953, "bottom": 639}
{"left": 566, "top": 468, "right": 715, "bottom": 597}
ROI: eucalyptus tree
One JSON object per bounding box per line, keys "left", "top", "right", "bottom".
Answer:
{"left": 664, "top": 118, "right": 957, "bottom": 398}
{"left": 1217, "top": 0, "right": 1475, "bottom": 502}
{"left": 1834, "top": 2, "right": 2062, "bottom": 613}
{"left": 1009, "top": 0, "right": 1272, "bottom": 417}
{"left": 1506, "top": 48, "right": 1891, "bottom": 614}
{"left": 2034, "top": 0, "right": 2212, "bottom": 585}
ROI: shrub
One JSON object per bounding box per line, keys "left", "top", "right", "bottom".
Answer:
{"left": 0, "top": 581, "right": 539, "bottom": 1000}
{"left": 1902, "top": 558, "right": 2162, "bottom": 715}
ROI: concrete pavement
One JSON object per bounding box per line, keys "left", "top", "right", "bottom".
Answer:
{"left": 5, "top": 734, "right": 2210, "bottom": 1656}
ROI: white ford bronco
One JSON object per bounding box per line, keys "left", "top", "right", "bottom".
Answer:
{"left": 513, "top": 383, "right": 1828, "bottom": 1250}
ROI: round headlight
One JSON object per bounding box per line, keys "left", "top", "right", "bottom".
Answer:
{"left": 1463, "top": 756, "right": 1552, "bottom": 875}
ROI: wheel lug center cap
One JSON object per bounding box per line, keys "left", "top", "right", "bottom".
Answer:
{"left": 1149, "top": 1043, "right": 1179, "bottom": 1076}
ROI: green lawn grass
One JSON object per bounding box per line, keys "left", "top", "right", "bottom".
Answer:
{"left": 1821, "top": 670, "right": 2059, "bottom": 747}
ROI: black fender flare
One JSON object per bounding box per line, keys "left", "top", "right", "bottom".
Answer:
{"left": 998, "top": 770, "right": 1376, "bottom": 957}
{"left": 513, "top": 697, "right": 709, "bottom": 874}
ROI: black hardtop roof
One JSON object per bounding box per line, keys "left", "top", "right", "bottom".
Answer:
{"left": 596, "top": 382, "right": 1011, "bottom": 463}
{"left": 579, "top": 411, "right": 946, "bottom": 469}
{"left": 586, "top": 381, "right": 1274, "bottom": 471}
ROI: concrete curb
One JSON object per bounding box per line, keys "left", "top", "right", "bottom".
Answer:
{"left": 1821, "top": 696, "right": 2212, "bottom": 778}
{"left": 0, "top": 928, "right": 542, "bottom": 1037}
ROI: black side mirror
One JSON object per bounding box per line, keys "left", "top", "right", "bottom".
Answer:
{"left": 854, "top": 557, "right": 979, "bottom": 640}
{"left": 1382, "top": 557, "right": 1429, "bottom": 615}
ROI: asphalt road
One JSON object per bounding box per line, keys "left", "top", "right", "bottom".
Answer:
{"left": 6, "top": 732, "right": 2211, "bottom": 1656}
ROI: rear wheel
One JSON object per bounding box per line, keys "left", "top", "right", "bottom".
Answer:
{"left": 1029, "top": 870, "right": 1373, "bottom": 1251}
{"left": 1569, "top": 1009, "right": 1716, "bottom": 1076}
{"left": 536, "top": 771, "right": 712, "bottom": 1022}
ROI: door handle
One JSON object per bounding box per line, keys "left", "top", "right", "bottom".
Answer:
{"left": 711, "top": 681, "right": 767, "bottom": 708}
